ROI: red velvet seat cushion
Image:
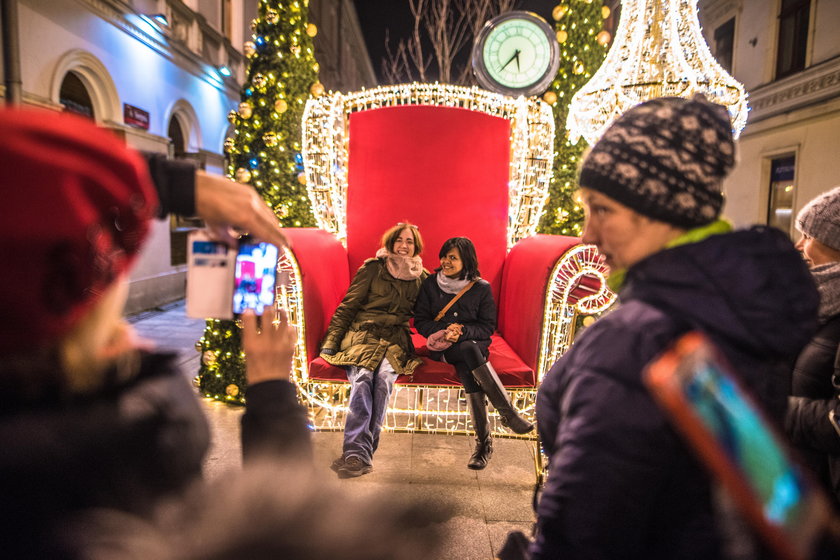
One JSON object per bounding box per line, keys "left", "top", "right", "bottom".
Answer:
{"left": 308, "top": 333, "right": 535, "bottom": 387}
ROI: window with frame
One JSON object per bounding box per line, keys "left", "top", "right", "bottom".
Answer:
{"left": 776, "top": 0, "right": 810, "bottom": 79}
{"left": 767, "top": 155, "right": 796, "bottom": 235}
{"left": 714, "top": 17, "right": 735, "bottom": 74}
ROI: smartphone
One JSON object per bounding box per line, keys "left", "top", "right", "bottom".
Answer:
{"left": 232, "top": 238, "right": 279, "bottom": 316}
{"left": 644, "top": 332, "right": 832, "bottom": 560}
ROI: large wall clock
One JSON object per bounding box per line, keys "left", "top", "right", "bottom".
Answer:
{"left": 472, "top": 11, "right": 560, "bottom": 97}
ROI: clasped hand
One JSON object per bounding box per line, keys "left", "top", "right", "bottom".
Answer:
{"left": 444, "top": 323, "right": 463, "bottom": 343}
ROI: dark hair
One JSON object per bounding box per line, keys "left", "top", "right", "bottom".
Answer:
{"left": 438, "top": 237, "right": 480, "bottom": 281}
{"left": 381, "top": 222, "right": 423, "bottom": 257}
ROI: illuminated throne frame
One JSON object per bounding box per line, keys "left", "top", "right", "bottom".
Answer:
{"left": 275, "top": 83, "right": 614, "bottom": 455}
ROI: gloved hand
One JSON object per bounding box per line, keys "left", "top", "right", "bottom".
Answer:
{"left": 320, "top": 347, "right": 337, "bottom": 356}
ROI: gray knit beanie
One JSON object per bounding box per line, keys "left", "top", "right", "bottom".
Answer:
{"left": 579, "top": 94, "right": 735, "bottom": 228}
{"left": 796, "top": 186, "right": 840, "bottom": 251}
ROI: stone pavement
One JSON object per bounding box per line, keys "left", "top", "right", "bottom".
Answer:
{"left": 128, "top": 300, "right": 537, "bottom": 560}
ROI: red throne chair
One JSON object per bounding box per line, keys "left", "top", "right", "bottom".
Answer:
{"left": 276, "top": 84, "right": 614, "bottom": 470}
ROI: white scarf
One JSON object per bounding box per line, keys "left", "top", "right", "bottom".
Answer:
{"left": 435, "top": 270, "right": 471, "bottom": 294}
{"left": 812, "top": 261, "right": 840, "bottom": 322}
{"left": 375, "top": 247, "right": 423, "bottom": 280}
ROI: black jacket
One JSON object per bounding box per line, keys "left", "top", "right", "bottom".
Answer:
{"left": 414, "top": 274, "right": 496, "bottom": 355}
{"left": 786, "top": 314, "right": 840, "bottom": 505}
{"left": 532, "top": 227, "right": 819, "bottom": 560}
{"left": 0, "top": 351, "right": 310, "bottom": 558}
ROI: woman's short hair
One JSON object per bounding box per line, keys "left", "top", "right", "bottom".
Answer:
{"left": 438, "top": 237, "right": 480, "bottom": 281}
{"left": 381, "top": 223, "right": 423, "bottom": 257}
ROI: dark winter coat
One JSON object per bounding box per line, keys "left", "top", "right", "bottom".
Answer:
{"left": 785, "top": 314, "right": 840, "bottom": 504}
{"left": 414, "top": 275, "right": 496, "bottom": 356}
{"left": 321, "top": 258, "right": 425, "bottom": 375}
{"left": 532, "top": 227, "right": 819, "bottom": 560}
{"left": 0, "top": 351, "right": 311, "bottom": 559}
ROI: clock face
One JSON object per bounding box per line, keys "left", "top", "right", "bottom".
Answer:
{"left": 472, "top": 11, "right": 559, "bottom": 97}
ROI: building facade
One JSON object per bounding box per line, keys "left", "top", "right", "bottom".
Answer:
{"left": 2, "top": 0, "right": 374, "bottom": 313}
{"left": 699, "top": 0, "right": 840, "bottom": 235}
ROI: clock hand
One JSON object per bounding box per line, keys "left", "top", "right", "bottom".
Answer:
{"left": 499, "top": 49, "right": 522, "bottom": 71}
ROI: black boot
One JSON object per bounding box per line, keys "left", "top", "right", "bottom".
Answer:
{"left": 471, "top": 362, "right": 534, "bottom": 434}
{"left": 467, "top": 392, "right": 492, "bottom": 470}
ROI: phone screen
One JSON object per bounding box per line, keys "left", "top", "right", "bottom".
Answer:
{"left": 683, "top": 360, "right": 807, "bottom": 527}
{"left": 232, "top": 240, "right": 279, "bottom": 315}
{"left": 646, "top": 333, "right": 830, "bottom": 560}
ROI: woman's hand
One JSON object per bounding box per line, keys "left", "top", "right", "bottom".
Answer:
{"left": 444, "top": 323, "right": 463, "bottom": 342}
{"left": 241, "top": 305, "right": 297, "bottom": 385}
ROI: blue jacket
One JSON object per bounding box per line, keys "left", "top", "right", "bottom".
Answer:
{"left": 532, "top": 227, "right": 819, "bottom": 560}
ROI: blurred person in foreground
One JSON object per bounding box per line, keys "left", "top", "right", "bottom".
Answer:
{"left": 0, "top": 108, "right": 442, "bottom": 559}
{"left": 530, "top": 95, "right": 820, "bottom": 559}
{"left": 786, "top": 186, "right": 840, "bottom": 509}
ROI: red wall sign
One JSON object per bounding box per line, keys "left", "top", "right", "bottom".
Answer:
{"left": 123, "top": 103, "right": 150, "bottom": 130}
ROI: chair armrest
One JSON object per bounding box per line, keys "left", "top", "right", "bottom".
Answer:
{"left": 498, "top": 234, "right": 582, "bottom": 371}
{"left": 281, "top": 228, "right": 349, "bottom": 362}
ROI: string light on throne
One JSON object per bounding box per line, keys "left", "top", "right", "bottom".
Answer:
{"left": 566, "top": 0, "right": 748, "bottom": 145}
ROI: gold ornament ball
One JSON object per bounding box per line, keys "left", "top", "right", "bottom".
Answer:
{"left": 601, "top": 6, "right": 611, "bottom": 19}
{"left": 275, "top": 99, "right": 288, "bottom": 113}
{"left": 556, "top": 30, "right": 568, "bottom": 43}
{"left": 238, "top": 102, "right": 253, "bottom": 119}
{"left": 252, "top": 73, "right": 267, "bottom": 89}
{"left": 313, "top": 62, "right": 320, "bottom": 73}
{"left": 194, "top": 341, "right": 203, "bottom": 352}
{"left": 596, "top": 30, "right": 611, "bottom": 46}
{"left": 226, "top": 384, "right": 240, "bottom": 398}
{"left": 227, "top": 109, "right": 238, "bottom": 124}
{"left": 244, "top": 41, "right": 256, "bottom": 56}
{"left": 263, "top": 132, "right": 278, "bottom": 147}
{"left": 306, "top": 23, "right": 318, "bottom": 37}
{"left": 573, "top": 60, "right": 585, "bottom": 74}
{"left": 202, "top": 351, "right": 217, "bottom": 366}
{"left": 265, "top": 9, "right": 279, "bottom": 24}
{"left": 552, "top": 4, "right": 568, "bottom": 21}
{"left": 543, "top": 91, "right": 558, "bottom": 105}
{"left": 235, "top": 168, "right": 252, "bottom": 183}
{"left": 277, "top": 205, "right": 289, "bottom": 218}
{"left": 310, "top": 82, "right": 325, "bottom": 97}
{"left": 582, "top": 315, "right": 596, "bottom": 327}
{"left": 249, "top": 19, "right": 257, "bottom": 32}
{"left": 223, "top": 137, "right": 235, "bottom": 152}
{"left": 297, "top": 172, "right": 307, "bottom": 185}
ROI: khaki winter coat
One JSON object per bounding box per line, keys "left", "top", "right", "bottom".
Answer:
{"left": 320, "top": 258, "right": 426, "bottom": 376}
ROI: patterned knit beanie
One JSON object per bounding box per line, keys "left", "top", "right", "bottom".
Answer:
{"left": 796, "top": 186, "right": 840, "bottom": 251}
{"left": 579, "top": 94, "right": 735, "bottom": 228}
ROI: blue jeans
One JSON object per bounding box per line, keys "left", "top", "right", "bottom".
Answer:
{"left": 343, "top": 358, "right": 397, "bottom": 465}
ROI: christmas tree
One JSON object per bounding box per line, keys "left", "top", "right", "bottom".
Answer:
{"left": 538, "top": 2, "right": 610, "bottom": 236}
{"left": 197, "top": 0, "right": 321, "bottom": 403}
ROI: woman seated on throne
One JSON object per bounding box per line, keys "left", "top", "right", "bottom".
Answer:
{"left": 414, "top": 237, "right": 533, "bottom": 471}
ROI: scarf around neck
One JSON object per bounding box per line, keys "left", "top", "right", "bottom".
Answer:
{"left": 375, "top": 247, "right": 423, "bottom": 280}
{"left": 436, "top": 270, "right": 471, "bottom": 294}
{"left": 812, "top": 261, "right": 840, "bottom": 322}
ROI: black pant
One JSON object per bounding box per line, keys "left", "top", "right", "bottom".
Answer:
{"left": 442, "top": 340, "right": 488, "bottom": 393}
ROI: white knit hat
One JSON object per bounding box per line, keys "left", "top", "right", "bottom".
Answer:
{"left": 796, "top": 186, "right": 840, "bottom": 251}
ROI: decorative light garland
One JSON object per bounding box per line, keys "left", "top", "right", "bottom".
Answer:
{"left": 301, "top": 82, "right": 555, "bottom": 248}
{"left": 567, "top": 0, "right": 749, "bottom": 145}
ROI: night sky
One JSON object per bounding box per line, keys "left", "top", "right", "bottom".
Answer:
{"left": 352, "top": 0, "right": 561, "bottom": 81}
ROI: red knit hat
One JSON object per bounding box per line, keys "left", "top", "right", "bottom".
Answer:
{"left": 0, "top": 108, "right": 158, "bottom": 354}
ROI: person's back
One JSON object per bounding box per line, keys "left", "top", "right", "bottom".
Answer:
{"left": 0, "top": 109, "right": 210, "bottom": 557}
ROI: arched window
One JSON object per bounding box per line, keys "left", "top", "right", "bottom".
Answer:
{"left": 58, "top": 72, "right": 95, "bottom": 119}
{"left": 168, "top": 115, "right": 187, "bottom": 157}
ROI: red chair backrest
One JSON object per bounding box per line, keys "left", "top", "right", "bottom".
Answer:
{"left": 346, "top": 105, "right": 511, "bottom": 298}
